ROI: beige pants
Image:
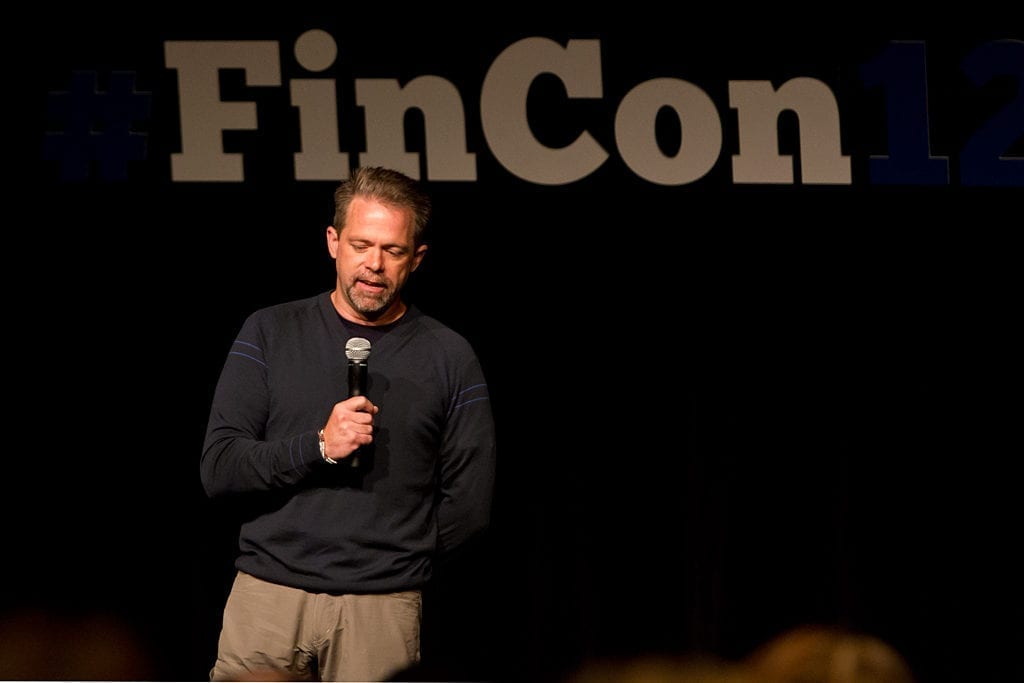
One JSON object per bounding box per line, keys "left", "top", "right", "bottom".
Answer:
{"left": 210, "top": 571, "right": 421, "bottom": 682}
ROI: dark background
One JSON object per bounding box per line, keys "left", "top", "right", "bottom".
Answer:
{"left": 5, "top": 9, "right": 1021, "bottom": 682}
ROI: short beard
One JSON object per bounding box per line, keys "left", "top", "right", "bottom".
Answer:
{"left": 344, "top": 283, "right": 396, "bottom": 321}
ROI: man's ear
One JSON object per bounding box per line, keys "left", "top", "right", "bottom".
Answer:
{"left": 326, "top": 226, "right": 339, "bottom": 258}
{"left": 411, "top": 244, "right": 428, "bottom": 271}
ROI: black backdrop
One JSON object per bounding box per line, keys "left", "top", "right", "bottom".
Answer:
{"left": 7, "top": 8, "right": 1022, "bottom": 683}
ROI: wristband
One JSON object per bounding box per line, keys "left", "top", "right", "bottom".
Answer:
{"left": 319, "top": 429, "right": 337, "bottom": 464}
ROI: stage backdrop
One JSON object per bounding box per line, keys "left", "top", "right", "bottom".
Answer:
{"left": 7, "top": 9, "right": 1021, "bottom": 683}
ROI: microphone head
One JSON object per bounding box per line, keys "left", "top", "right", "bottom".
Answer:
{"left": 345, "top": 336, "right": 371, "bottom": 362}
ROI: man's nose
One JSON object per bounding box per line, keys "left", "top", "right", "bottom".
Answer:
{"left": 365, "top": 248, "right": 383, "bottom": 271}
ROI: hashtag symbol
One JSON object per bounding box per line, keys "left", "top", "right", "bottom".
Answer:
{"left": 43, "top": 71, "right": 152, "bottom": 182}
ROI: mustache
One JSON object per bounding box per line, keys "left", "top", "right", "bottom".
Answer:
{"left": 355, "top": 272, "right": 389, "bottom": 286}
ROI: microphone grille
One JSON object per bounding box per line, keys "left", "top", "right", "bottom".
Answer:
{"left": 345, "top": 336, "right": 371, "bottom": 362}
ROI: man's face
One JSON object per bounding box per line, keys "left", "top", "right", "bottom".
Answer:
{"left": 327, "top": 196, "right": 426, "bottom": 323}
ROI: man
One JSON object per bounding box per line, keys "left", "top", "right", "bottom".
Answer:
{"left": 201, "top": 166, "right": 496, "bottom": 681}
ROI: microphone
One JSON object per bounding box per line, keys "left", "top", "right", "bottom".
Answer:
{"left": 345, "top": 336, "right": 371, "bottom": 396}
{"left": 344, "top": 337, "right": 371, "bottom": 466}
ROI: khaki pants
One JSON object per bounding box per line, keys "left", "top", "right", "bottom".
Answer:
{"left": 210, "top": 571, "right": 421, "bottom": 682}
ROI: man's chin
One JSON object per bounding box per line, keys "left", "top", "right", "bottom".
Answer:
{"left": 352, "top": 299, "right": 391, "bottom": 321}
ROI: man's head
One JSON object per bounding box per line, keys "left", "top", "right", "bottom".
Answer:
{"left": 327, "top": 167, "right": 432, "bottom": 325}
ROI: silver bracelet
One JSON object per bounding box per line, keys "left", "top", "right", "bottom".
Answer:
{"left": 319, "top": 429, "right": 337, "bottom": 464}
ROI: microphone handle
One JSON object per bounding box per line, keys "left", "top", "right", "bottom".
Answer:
{"left": 348, "top": 360, "right": 367, "bottom": 397}
{"left": 347, "top": 360, "right": 368, "bottom": 467}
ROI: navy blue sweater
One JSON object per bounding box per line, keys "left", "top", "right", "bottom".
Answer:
{"left": 201, "top": 292, "right": 496, "bottom": 594}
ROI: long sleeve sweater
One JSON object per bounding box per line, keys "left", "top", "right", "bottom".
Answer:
{"left": 200, "top": 291, "right": 496, "bottom": 594}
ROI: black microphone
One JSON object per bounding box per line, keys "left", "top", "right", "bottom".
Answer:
{"left": 344, "top": 337, "right": 371, "bottom": 466}
{"left": 345, "top": 336, "right": 371, "bottom": 396}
